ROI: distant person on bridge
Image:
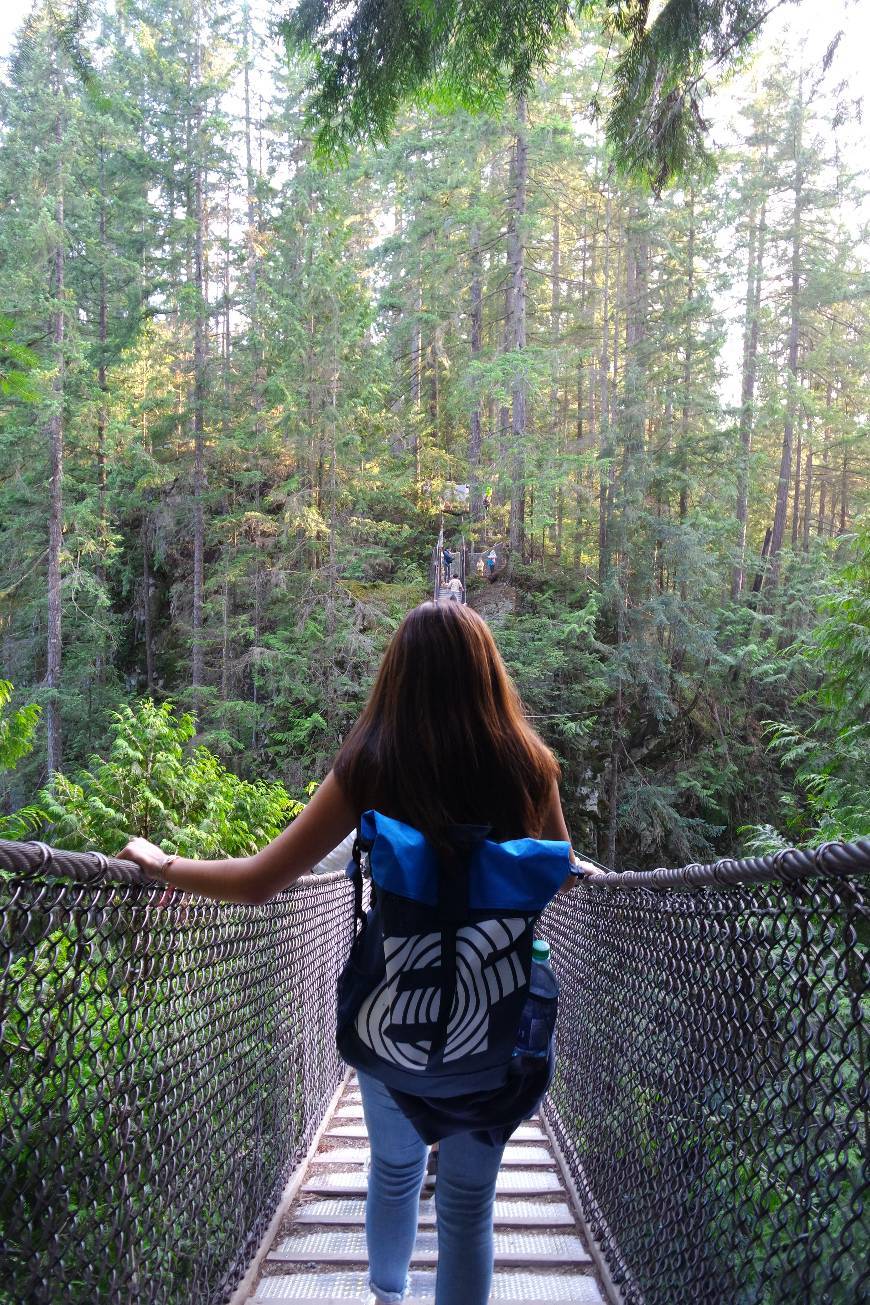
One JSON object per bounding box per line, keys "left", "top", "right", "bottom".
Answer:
{"left": 446, "top": 575, "right": 464, "bottom": 602}
{"left": 486, "top": 548, "right": 497, "bottom": 579}
{"left": 442, "top": 545, "right": 454, "bottom": 580}
{"left": 119, "top": 602, "right": 602, "bottom": 1305}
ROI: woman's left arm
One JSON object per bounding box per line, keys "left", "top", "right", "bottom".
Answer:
{"left": 117, "top": 770, "right": 357, "bottom": 905}
{"left": 539, "top": 778, "right": 605, "bottom": 892}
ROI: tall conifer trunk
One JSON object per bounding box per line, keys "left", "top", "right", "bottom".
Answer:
{"left": 769, "top": 90, "right": 803, "bottom": 584}
{"left": 97, "top": 142, "right": 108, "bottom": 575}
{"left": 607, "top": 200, "right": 648, "bottom": 848}
{"left": 791, "top": 403, "right": 803, "bottom": 548}
{"left": 243, "top": 1, "right": 264, "bottom": 751}
{"left": 410, "top": 274, "right": 423, "bottom": 484}
{"left": 801, "top": 443, "right": 813, "bottom": 552}
{"left": 243, "top": 2, "right": 259, "bottom": 325}
{"left": 190, "top": 7, "right": 207, "bottom": 698}
{"left": 498, "top": 147, "right": 514, "bottom": 476}
{"left": 733, "top": 198, "right": 766, "bottom": 599}
{"left": 598, "top": 193, "right": 612, "bottom": 586}
{"left": 143, "top": 523, "right": 155, "bottom": 692}
{"left": 92, "top": 142, "right": 109, "bottom": 691}
{"left": 507, "top": 95, "right": 527, "bottom": 568}
{"left": 45, "top": 57, "right": 65, "bottom": 775}
{"left": 468, "top": 219, "right": 483, "bottom": 523}
{"left": 817, "top": 381, "right": 831, "bottom": 536}
{"left": 221, "top": 172, "right": 232, "bottom": 703}
{"left": 678, "top": 189, "right": 695, "bottom": 604}
{"left": 622, "top": 201, "right": 648, "bottom": 588}
{"left": 550, "top": 208, "right": 563, "bottom": 558}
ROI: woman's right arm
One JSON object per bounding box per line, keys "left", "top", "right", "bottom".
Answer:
{"left": 118, "top": 770, "right": 357, "bottom": 904}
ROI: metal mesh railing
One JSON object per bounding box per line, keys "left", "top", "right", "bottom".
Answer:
{"left": 0, "top": 839, "right": 356, "bottom": 1305}
{"left": 541, "top": 839, "right": 870, "bottom": 1305}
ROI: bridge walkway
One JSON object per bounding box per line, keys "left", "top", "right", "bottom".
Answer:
{"left": 432, "top": 523, "right": 467, "bottom": 605}
{"left": 240, "top": 1072, "right": 606, "bottom": 1304}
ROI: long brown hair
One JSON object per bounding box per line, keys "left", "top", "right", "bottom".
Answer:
{"left": 333, "top": 602, "right": 558, "bottom": 842}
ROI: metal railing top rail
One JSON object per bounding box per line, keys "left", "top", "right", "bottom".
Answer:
{"left": 581, "top": 835, "right": 870, "bottom": 890}
{"left": 0, "top": 837, "right": 345, "bottom": 890}
{"left": 2, "top": 833, "right": 868, "bottom": 893}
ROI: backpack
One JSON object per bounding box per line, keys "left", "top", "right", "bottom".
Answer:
{"left": 336, "top": 810, "right": 569, "bottom": 1137}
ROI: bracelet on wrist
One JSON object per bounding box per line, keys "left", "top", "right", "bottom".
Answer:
{"left": 159, "top": 852, "right": 178, "bottom": 880}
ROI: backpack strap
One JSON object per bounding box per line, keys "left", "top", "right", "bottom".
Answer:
{"left": 349, "top": 831, "right": 371, "bottom": 937}
{"left": 428, "top": 824, "right": 489, "bottom": 1062}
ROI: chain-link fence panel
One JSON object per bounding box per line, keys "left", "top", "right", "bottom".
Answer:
{"left": 541, "top": 840, "right": 870, "bottom": 1305}
{"left": 0, "top": 839, "right": 356, "bottom": 1305}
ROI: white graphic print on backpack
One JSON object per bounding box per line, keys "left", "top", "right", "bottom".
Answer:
{"left": 355, "top": 917, "right": 528, "bottom": 1071}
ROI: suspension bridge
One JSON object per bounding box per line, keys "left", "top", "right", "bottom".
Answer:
{"left": 0, "top": 546, "right": 867, "bottom": 1303}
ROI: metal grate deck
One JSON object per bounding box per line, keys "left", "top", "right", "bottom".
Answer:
{"left": 243, "top": 1075, "right": 605, "bottom": 1304}
{"left": 311, "top": 1143, "right": 556, "bottom": 1168}
{"left": 293, "top": 1196, "right": 576, "bottom": 1227}
{"left": 326, "top": 1122, "right": 547, "bottom": 1142}
{"left": 252, "top": 1271, "right": 605, "bottom": 1302}
{"left": 270, "top": 1228, "right": 591, "bottom": 1265}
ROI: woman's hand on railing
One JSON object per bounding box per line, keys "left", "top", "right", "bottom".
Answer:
{"left": 558, "top": 857, "right": 607, "bottom": 894}
{"left": 118, "top": 836, "right": 174, "bottom": 880}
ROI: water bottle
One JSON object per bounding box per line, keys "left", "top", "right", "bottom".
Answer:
{"left": 512, "top": 939, "right": 559, "bottom": 1059}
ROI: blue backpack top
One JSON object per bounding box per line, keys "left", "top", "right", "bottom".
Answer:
{"left": 336, "top": 810, "right": 570, "bottom": 1106}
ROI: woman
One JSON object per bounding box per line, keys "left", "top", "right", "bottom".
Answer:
{"left": 120, "top": 602, "right": 594, "bottom": 1305}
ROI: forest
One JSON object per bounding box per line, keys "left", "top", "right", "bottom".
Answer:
{"left": 0, "top": 0, "right": 867, "bottom": 868}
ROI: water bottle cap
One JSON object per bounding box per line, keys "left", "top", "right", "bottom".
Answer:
{"left": 532, "top": 939, "right": 550, "bottom": 962}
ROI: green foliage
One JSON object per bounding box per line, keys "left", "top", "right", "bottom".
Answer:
{"left": 737, "top": 823, "right": 792, "bottom": 855}
{"left": 591, "top": 0, "right": 771, "bottom": 192}
{"left": 0, "top": 315, "right": 39, "bottom": 402}
{"left": 32, "top": 699, "right": 303, "bottom": 856}
{"left": 287, "top": 0, "right": 774, "bottom": 188}
{"left": 285, "top": 0, "right": 571, "bottom": 159}
{"left": 749, "top": 524, "right": 870, "bottom": 845}
{"left": 0, "top": 682, "right": 44, "bottom": 838}
{"left": 0, "top": 681, "right": 40, "bottom": 774}
{"left": 492, "top": 576, "right": 609, "bottom": 845}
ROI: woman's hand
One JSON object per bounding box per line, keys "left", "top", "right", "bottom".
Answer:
{"left": 117, "top": 836, "right": 173, "bottom": 879}
{"left": 574, "top": 858, "right": 606, "bottom": 878}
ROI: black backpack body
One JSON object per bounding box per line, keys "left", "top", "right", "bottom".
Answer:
{"left": 336, "top": 810, "right": 569, "bottom": 1139}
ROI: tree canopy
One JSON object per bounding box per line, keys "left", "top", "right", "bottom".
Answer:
{"left": 285, "top": 0, "right": 784, "bottom": 189}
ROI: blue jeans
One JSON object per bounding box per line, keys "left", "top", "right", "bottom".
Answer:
{"left": 358, "top": 1071, "right": 506, "bottom": 1304}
